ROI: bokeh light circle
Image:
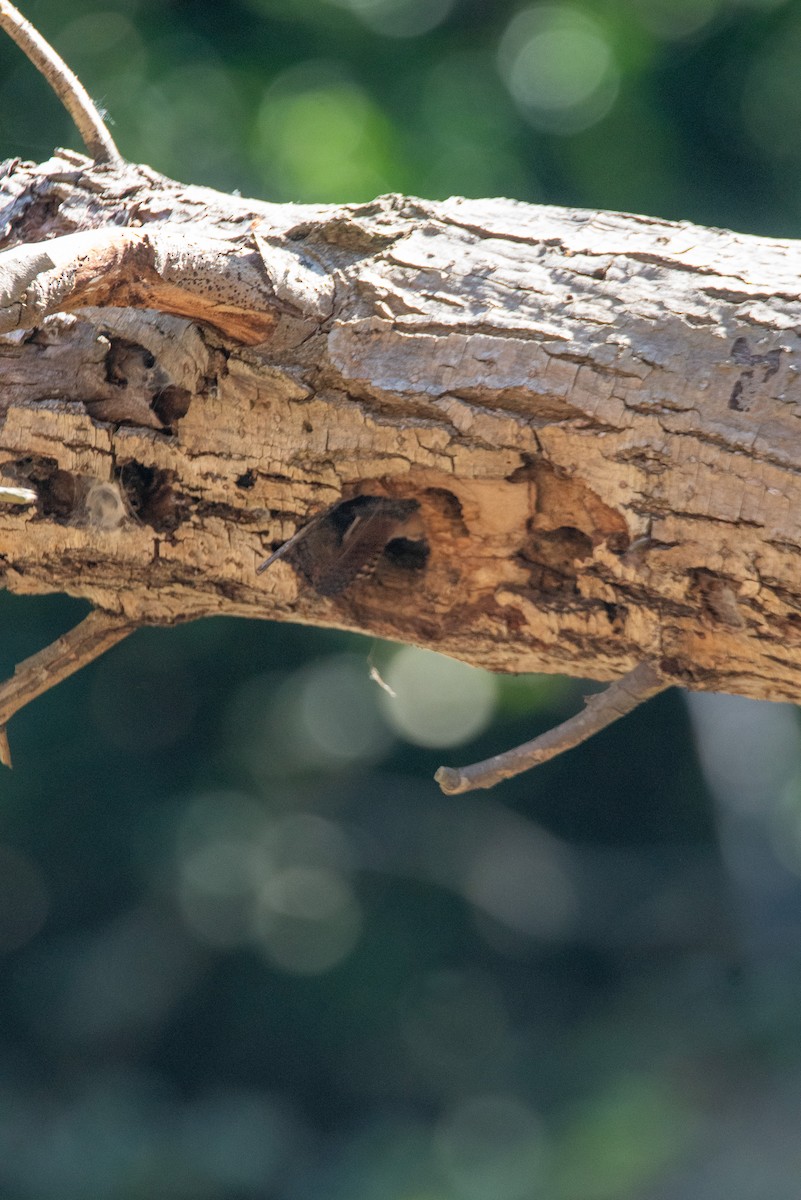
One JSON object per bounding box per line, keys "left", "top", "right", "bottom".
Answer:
{"left": 497, "top": 6, "right": 619, "bottom": 134}
{"left": 380, "top": 647, "right": 498, "bottom": 748}
{"left": 254, "top": 866, "right": 362, "bottom": 974}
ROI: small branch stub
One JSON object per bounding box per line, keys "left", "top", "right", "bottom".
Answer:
{"left": 0, "top": 610, "right": 135, "bottom": 766}
{"left": 435, "top": 662, "right": 671, "bottom": 794}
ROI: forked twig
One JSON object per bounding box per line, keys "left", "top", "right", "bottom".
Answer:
{"left": 0, "top": 608, "right": 135, "bottom": 766}
{"left": 435, "top": 661, "right": 670, "bottom": 794}
{"left": 0, "top": 0, "right": 121, "bottom": 163}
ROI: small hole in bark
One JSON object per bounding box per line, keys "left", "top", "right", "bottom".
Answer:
{"left": 603, "top": 602, "right": 626, "bottom": 630}
{"left": 39, "top": 469, "right": 76, "bottom": 518}
{"left": 425, "top": 487, "right": 463, "bottom": 521}
{"left": 383, "top": 536, "right": 429, "bottom": 571}
{"left": 15, "top": 456, "right": 76, "bottom": 518}
{"left": 119, "top": 462, "right": 182, "bottom": 533}
{"left": 303, "top": 420, "right": 313, "bottom": 434}
{"left": 152, "top": 385, "right": 191, "bottom": 426}
{"left": 236, "top": 470, "right": 256, "bottom": 489}
{"left": 423, "top": 486, "right": 468, "bottom": 537}
{"left": 104, "top": 338, "right": 136, "bottom": 388}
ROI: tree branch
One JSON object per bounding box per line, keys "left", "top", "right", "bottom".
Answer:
{"left": 0, "top": 609, "right": 135, "bottom": 766}
{"left": 2, "top": 152, "right": 801, "bottom": 773}
{"left": 435, "top": 662, "right": 671, "bottom": 794}
{"left": 0, "top": 0, "right": 121, "bottom": 163}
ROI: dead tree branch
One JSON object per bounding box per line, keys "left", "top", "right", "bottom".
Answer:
{"left": 1, "top": 143, "right": 801, "bottom": 780}
{"left": 435, "top": 662, "right": 670, "bottom": 794}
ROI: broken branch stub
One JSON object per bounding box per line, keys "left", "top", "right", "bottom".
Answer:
{"left": 435, "top": 662, "right": 670, "bottom": 794}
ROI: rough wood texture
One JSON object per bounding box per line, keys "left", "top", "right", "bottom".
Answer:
{"left": 1, "top": 150, "right": 800, "bottom": 701}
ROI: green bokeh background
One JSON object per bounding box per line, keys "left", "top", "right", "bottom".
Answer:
{"left": 3, "top": 1, "right": 801, "bottom": 1197}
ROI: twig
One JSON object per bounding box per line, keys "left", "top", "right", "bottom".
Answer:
{"left": 0, "top": 0, "right": 122, "bottom": 163}
{"left": 434, "top": 661, "right": 670, "bottom": 794}
{"left": 0, "top": 608, "right": 135, "bottom": 766}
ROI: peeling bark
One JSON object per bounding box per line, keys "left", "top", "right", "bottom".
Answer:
{"left": 2, "top": 150, "right": 801, "bottom": 708}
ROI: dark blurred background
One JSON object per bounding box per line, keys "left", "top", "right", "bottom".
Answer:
{"left": 3, "top": 1, "right": 801, "bottom": 1196}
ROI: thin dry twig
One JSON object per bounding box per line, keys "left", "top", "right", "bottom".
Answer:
{"left": 434, "top": 661, "right": 670, "bottom": 794}
{"left": 0, "top": 0, "right": 121, "bottom": 163}
{"left": 0, "top": 608, "right": 135, "bottom": 766}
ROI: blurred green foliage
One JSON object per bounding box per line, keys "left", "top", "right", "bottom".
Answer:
{"left": 2, "top": 1, "right": 801, "bottom": 1197}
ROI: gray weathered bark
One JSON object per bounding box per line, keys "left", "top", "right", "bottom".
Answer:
{"left": 2, "top": 149, "right": 801, "bottom": 707}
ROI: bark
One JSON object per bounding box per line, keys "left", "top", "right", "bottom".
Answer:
{"left": 2, "top": 149, "right": 801, "bottom": 704}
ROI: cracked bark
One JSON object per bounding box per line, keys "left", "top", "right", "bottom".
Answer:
{"left": 2, "top": 148, "right": 801, "bottom": 754}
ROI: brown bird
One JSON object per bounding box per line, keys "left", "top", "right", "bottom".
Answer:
{"left": 258, "top": 495, "right": 421, "bottom": 597}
